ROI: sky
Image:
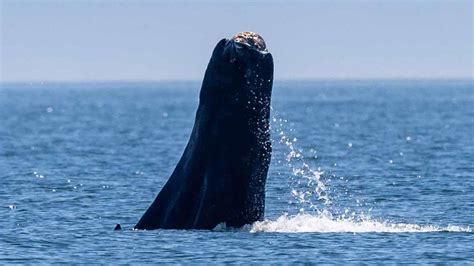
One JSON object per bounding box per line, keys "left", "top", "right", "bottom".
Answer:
{"left": 0, "top": 0, "right": 472, "bottom": 82}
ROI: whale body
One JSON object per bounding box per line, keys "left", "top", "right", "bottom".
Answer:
{"left": 135, "top": 32, "right": 274, "bottom": 230}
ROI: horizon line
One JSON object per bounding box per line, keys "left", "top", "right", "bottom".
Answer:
{"left": 1, "top": 77, "right": 473, "bottom": 85}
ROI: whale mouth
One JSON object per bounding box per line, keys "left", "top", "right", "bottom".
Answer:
{"left": 232, "top": 32, "right": 267, "bottom": 52}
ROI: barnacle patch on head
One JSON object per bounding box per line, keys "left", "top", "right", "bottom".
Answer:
{"left": 232, "top": 32, "right": 267, "bottom": 52}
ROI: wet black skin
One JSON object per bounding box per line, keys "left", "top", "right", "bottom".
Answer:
{"left": 135, "top": 38, "right": 274, "bottom": 230}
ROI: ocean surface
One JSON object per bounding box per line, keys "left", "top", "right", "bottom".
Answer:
{"left": 1, "top": 80, "right": 473, "bottom": 264}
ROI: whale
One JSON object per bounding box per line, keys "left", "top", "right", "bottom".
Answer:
{"left": 135, "top": 32, "right": 274, "bottom": 230}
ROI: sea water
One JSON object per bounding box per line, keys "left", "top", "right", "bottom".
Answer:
{"left": 1, "top": 80, "right": 473, "bottom": 263}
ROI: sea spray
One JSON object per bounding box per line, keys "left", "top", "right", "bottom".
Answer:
{"left": 270, "top": 111, "right": 333, "bottom": 214}
{"left": 250, "top": 111, "right": 473, "bottom": 233}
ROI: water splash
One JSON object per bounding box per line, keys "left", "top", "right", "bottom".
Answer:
{"left": 272, "top": 114, "right": 330, "bottom": 213}
{"left": 250, "top": 213, "right": 472, "bottom": 233}
{"left": 259, "top": 111, "right": 472, "bottom": 234}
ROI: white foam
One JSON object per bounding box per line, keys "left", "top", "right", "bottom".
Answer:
{"left": 250, "top": 213, "right": 472, "bottom": 233}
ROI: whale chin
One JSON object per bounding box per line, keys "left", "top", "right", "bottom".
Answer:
{"left": 135, "top": 32, "right": 274, "bottom": 230}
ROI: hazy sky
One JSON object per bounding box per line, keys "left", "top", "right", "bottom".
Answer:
{"left": 1, "top": 0, "right": 472, "bottom": 82}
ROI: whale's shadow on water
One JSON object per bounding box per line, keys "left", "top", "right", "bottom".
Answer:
{"left": 134, "top": 32, "right": 274, "bottom": 230}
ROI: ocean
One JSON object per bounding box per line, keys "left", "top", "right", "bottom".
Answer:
{"left": 1, "top": 80, "right": 473, "bottom": 263}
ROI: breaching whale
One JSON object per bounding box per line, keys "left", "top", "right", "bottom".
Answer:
{"left": 135, "top": 32, "right": 274, "bottom": 230}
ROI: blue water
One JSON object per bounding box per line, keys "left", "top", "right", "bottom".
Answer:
{"left": 1, "top": 80, "right": 473, "bottom": 263}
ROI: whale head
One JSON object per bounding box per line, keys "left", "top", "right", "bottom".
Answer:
{"left": 200, "top": 32, "right": 273, "bottom": 113}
